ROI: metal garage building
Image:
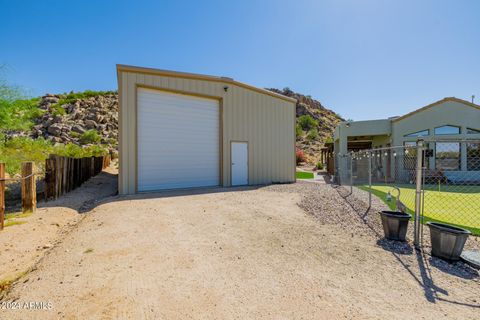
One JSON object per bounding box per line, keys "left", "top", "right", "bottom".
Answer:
{"left": 116, "top": 64, "right": 296, "bottom": 194}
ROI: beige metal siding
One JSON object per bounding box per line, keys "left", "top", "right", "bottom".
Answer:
{"left": 117, "top": 67, "right": 296, "bottom": 194}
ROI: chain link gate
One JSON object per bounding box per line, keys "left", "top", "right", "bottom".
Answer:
{"left": 335, "top": 138, "right": 479, "bottom": 251}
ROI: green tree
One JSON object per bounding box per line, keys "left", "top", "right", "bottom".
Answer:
{"left": 297, "top": 115, "right": 318, "bottom": 131}
{"left": 0, "top": 65, "right": 25, "bottom": 102}
{"left": 0, "top": 66, "right": 42, "bottom": 144}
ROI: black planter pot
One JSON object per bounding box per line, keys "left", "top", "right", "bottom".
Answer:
{"left": 379, "top": 211, "right": 412, "bottom": 241}
{"left": 427, "top": 222, "right": 471, "bottom": 261}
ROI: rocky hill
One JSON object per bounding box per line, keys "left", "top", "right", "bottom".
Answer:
{"left": 9, "top": 88, "right": 340, "bottom": 164}
{"left": 268, "top": 88, "right": 343, "bottom": 163}
{"left": 26, "top": 92, "right": 118, "bottom": 153}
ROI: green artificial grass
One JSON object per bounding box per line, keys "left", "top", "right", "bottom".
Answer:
{"left": 296, "top": 171, "right": 314, "bottom": 179}
{"left": 359, "top": 184, "right": 480, "bottom": 235}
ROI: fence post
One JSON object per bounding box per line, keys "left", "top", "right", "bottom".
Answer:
{"left": 21, "top": 162, "right": 36, "bottom": 214}
{"left": 350, "top": 153, "right": 353, "bottom": 194}
{"left": 45, "top": 157, "right": 53, "bottom": 201}
{"left": 0, "top": 163, "right": 5, "bottom": 230}
{"left": 368, "top": 151, "right": 372, "bottom": 209}
{"left": 414, "top": 139, "right": 424, "bottom": 249}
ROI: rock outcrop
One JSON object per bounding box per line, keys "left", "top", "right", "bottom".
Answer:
{"left": 30, "top": 93, "right": 118, "bottom": 152}
{"left": 268, "top": 88, "right": 343, "bottom": 163}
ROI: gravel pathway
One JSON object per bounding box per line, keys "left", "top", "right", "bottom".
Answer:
{"left": 1, "top": 181, "right": 478, "bottom": 319}
{"left": 266, "top": 180, "right": 479, "bottom": 277}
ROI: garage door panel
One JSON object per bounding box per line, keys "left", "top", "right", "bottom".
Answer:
{"left": 137, "top": 88, "right": 220, "bottom": 191}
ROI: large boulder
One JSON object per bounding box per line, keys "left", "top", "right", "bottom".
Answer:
{"left": 72, "top": 125, "right": 86, "bottom": 134}
{"left": 84, "top": 119, "right": 97, "bottom": 129}
{"left": 42, "top": 96, "right": 59, "bottom": 104}
{"left": 47, "top": 124, "right": 63, "bottom": 136}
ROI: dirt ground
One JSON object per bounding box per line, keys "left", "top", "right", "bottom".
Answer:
{"left": 0, "top": 167, "right": 118, "bottom": 291}
{"left": 1, "top": 179, "right": 478, "bottom": 319}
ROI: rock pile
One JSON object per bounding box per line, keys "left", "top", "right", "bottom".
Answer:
{"left": 30, "top": 93, "right": 118, "bottom": 152}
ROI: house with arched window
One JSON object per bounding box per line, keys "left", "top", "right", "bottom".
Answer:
{"left": 333, "top": 97, "right": 480, "bottom": 182}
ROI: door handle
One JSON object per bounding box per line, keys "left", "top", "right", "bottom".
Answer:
{"left": 232, "top": 163, "right": 235, "bottom": 165}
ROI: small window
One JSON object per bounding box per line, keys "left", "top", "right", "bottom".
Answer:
{"left": 434, "top": 125, "right": 460, "bottom": 135}
{"left": 467, "top": 128, "right": 480, "bottom": 134}
{"left": 435, "top": 142, "right": 460, "bottom": 171}
{"left": 404, "top": 129, "right": 429, "bottom": 137}
{"left": 467, "top": 143, "right": 480, "bottom": 171}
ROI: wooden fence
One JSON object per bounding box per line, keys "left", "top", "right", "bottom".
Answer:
{"left": 0, "top": 155, "right": 110, "bottom": 229}
{"left": 44, "top": 154, "right": 110, "bottom": 200}
{"left": 0, "top": 162, "right": 38, "bottom": 230}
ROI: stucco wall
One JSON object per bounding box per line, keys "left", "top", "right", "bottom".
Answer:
{"left": 392, "top": 100, "right": 480, "bottom": 145}
{"left": 334, "top": 119, "right": 391, "bottom": 155}
{"left": 117, "top": 65, "right": 296, "bottom": 194}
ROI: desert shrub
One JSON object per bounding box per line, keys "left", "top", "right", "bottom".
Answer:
{"left": 316, "top": 162, "right": 324, "bottom": 170}
{"left": 307, "top": 128, "right": 318, "bottom": 140}
{"left": 50, "top": 104, "right": 66, "bottom": 116}
{"left": 295, "top": 123, "right": 303, "bottom": 137}
{"left": 296, "top": 148, "right": 306, "bottom": 164}
{"left": 0, "top": 137, "right": 53, "bottom": 175}
{"left": 0, "top": 137, "right": 109, "bottom": 175}
{"left": 0, "top": 98, "right": 43, "bottom": 138}
{"left": 54, "top": 143, "right": 107, "bottom": 158}
{"left": 298, "top": 115, "right": 318, "bottom": 131}
{"left": 80, "top": 129, "right": 101, "bottom": 144}
{"left": 325, "top": 137, "right": 333, "bottom": 144}
{"left": 52, "top": 90, "right": 116, "bottom": 108}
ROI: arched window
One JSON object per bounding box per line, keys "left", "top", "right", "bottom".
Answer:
{"left": 467, "top": 128, "right": 480, "bottom": 134}
{"left": 434, "top": 125, "right": 460, "bottom": 135}
{"left": 404, "top": 129, "right": 429, "bottom": 137}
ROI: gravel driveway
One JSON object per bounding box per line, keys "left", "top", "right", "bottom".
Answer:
{"left": 2, "top": 182, "right": 479, "bottom": 319}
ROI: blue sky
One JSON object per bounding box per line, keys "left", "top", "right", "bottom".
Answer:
{"left": 1, "top": 0, "right": 479, "bottom": 120}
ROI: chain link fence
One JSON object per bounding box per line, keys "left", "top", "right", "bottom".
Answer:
{"left": 335, "top": 139, "right": 480, "bottom": 250}
{"left": 421, "top": 139, "right": 480, "bottom": 237}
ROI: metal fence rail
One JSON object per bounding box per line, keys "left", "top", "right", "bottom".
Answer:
{"left": 335, "top": 138, "right": 480, "bottom": 249}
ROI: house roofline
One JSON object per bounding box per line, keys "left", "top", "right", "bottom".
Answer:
{"left": 392, "top": 97, "right": 480, "bottom": 122}
{"left": 116, "top": 64, "right": 297, "bottom": 103}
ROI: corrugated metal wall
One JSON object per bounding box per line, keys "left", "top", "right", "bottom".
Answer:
{"left": 117, "top": 67, "right": 296, "bottom": 194}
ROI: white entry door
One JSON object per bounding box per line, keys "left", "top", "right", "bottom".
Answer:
{"left": 231, "top": 142, "right": 248, "bottom": 186}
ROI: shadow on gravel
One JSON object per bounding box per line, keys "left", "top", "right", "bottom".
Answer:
{"left": 376, "top": 238, "right": 413, "bottom": 255}
{"left": 429, "top": 257, "right": 479, "bottom": 280}
{"left": 39, "top": 171, "right": 119, "bottom": 214}
{"left": 328, "top": 176, "right": 479, "bottom": 307}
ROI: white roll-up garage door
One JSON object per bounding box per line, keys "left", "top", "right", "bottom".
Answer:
{"left": 137, "top": 88, "right": 220, "bottom": 191}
